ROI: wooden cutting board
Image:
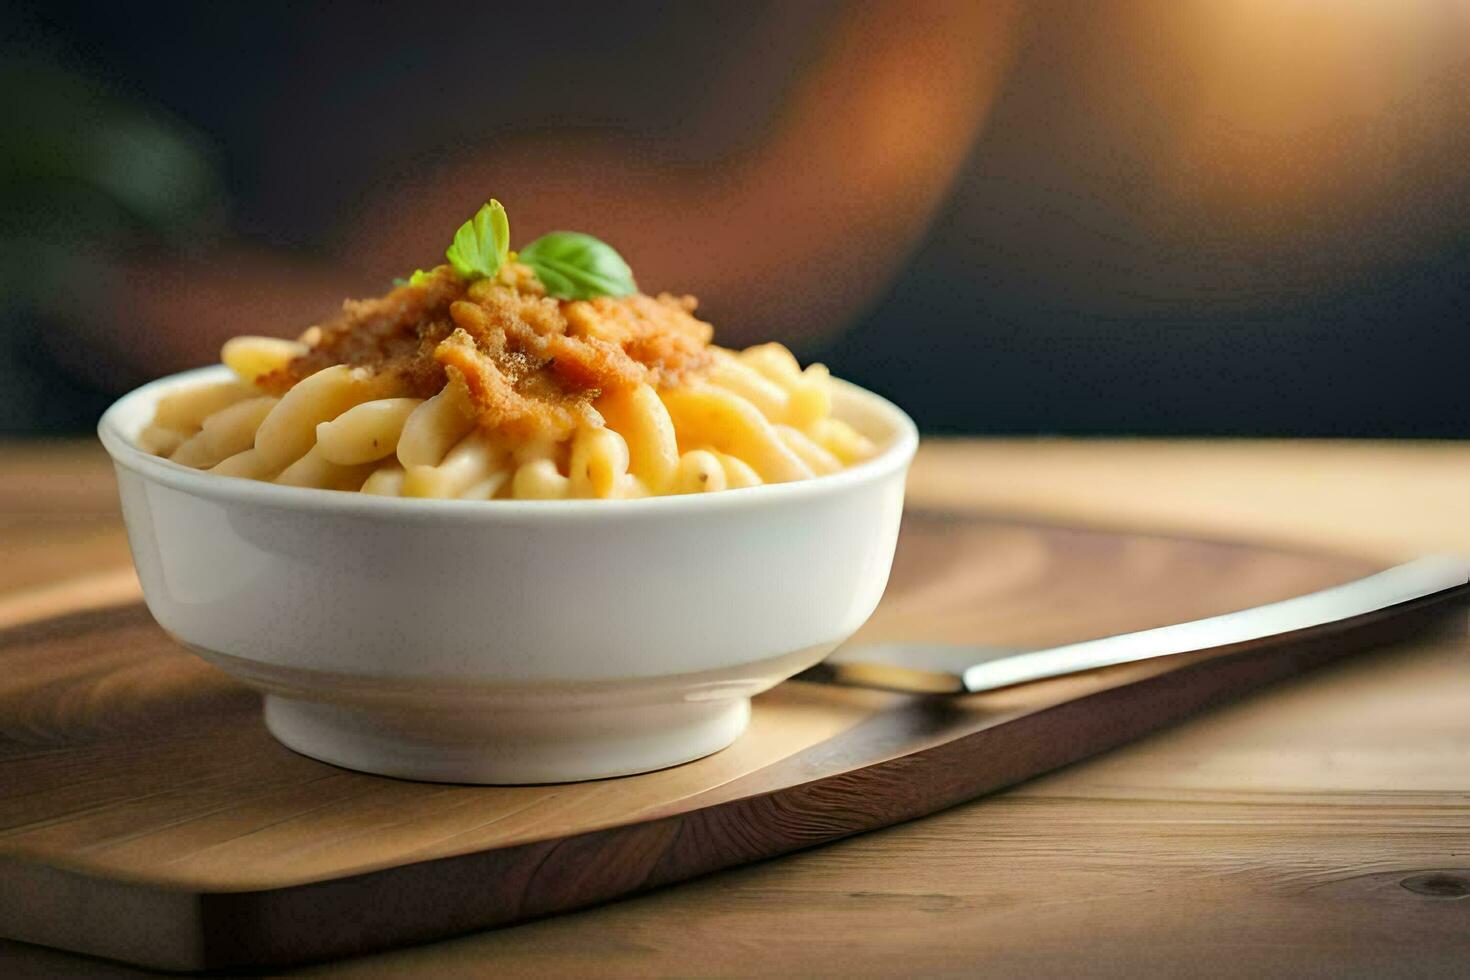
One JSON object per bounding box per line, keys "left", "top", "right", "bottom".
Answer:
{"left": 0, "top": 512, "right": 1457, "bottom": 971}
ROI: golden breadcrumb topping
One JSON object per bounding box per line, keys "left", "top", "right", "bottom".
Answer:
{"left": 263, "top": 263, "right": 715, "bottom": 439}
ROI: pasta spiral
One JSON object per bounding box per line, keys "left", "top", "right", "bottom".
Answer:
{"left": 144, "top": 340, "right": 874, "bottom": 499}
{"left": 141, "top": 281, "right": 876, "bottom": 500}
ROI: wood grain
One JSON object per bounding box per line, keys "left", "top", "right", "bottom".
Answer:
{"left": 1, "top": 440, "right": 1468, "bottom": 977}
{"left": 908, "top": 437, "right": 1470, "bottom": 561}
{"left": 5, "top": 508, "right": 1460, "bottom": 970}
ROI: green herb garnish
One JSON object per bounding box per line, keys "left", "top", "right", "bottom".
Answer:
{"left": 392, "top": 268, "right": 439, "bottom": 289}
{"left": 445, "top": 199, "right": 510, "bottom": 281}
{"left": 518, "top": 230, "right": 636, "bottom": 300}
{"left": 409, "top": 200, "right": 636, "bottom": 301}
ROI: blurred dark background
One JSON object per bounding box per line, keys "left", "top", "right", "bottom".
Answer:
{"left": 3, "top": 0, "right": 1467, "bottom": 437}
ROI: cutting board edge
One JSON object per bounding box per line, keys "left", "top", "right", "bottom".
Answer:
{"left": 3, "top": 590, "right": 1458, "bottom": 971}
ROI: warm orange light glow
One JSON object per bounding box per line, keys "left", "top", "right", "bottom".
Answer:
{"left": 1156, "top": 1, "right": 1469, "bottom": 259}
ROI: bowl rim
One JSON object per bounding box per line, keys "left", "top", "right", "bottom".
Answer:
{"left": 98, "top": 365, "right": 919, "bottom": 522}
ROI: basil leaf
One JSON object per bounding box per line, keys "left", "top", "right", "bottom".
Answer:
{"left": 519, "top": 231, "right": 636, "bottom": 300}
{"left": 392, "top": 268, "right": 435, "bottom": 288}
{"left": 445, "top": 200, "right": 509, "bottom": 281}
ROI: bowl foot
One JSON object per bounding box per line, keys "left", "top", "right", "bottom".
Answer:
{"left": 263, "top": 693, "right": 751, "bottom": 784}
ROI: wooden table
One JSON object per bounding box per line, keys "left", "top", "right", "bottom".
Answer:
{"left": 2, "top": 439, "right": 1467, "bottom": 977}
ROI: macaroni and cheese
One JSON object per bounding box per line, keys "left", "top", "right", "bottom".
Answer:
{"left": 140, "top": 205, "right": 876, "bottom": 499}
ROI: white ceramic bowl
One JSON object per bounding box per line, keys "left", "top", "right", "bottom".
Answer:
{"left": 98, "top": 366, "right": 917, "bottom": 783}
